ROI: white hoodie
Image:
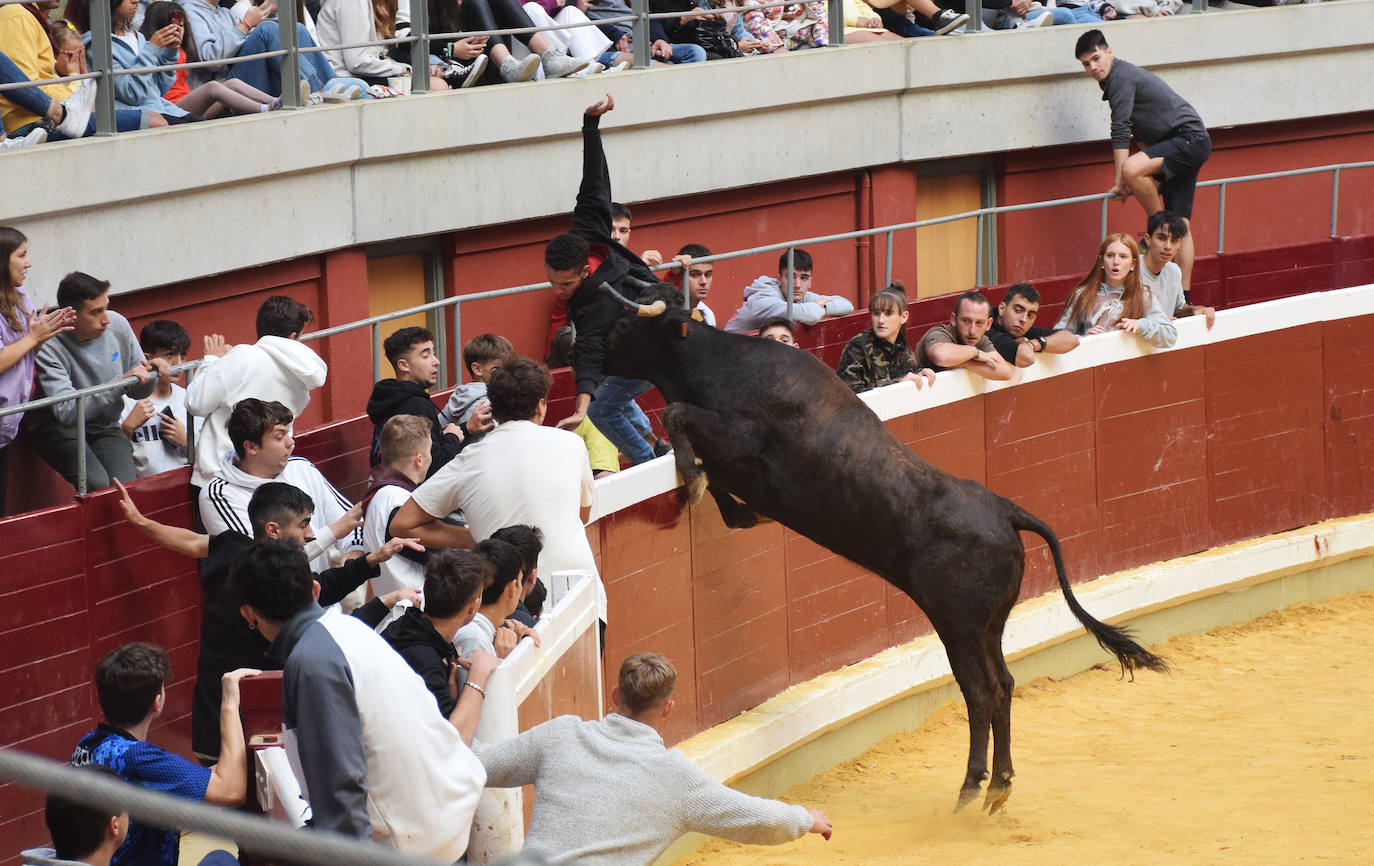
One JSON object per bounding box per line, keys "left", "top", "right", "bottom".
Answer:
{"left": 186, "top": 336, "right": 328, "bottom": 487}
{"left": 198, "top": 452, "right": 363, "bottom": 574}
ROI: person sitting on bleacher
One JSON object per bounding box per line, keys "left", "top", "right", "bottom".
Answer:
{"left": 71, "top": 643, "right": 255, "bottom": 866}
{"left": 232, "top": 539, "right": 488, "bottom": 859}
{"left": 986, "top": 282, "right": 1079, "bottom": 367}
{"left": 186, "top": 295, "right": 326, "bottom": 489}
{"left": 1055, "top": 232, "right": 1176, "bottom": 349}
{"left": 199, "top": 398, "right": 364, "bottom": 574}
{"left": 435, "top": 332, "right": 513, "bottom": 447}
{"left": 722, "top": 248, "right": 854, "bottom": 334}
{"left": 366, "top": 326, "right": 476, "bottom": 476}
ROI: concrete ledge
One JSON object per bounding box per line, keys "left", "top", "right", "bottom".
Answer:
{"left": 654, "top": 512, "right": 1374, "bottom": 862}
{"left": 4, "top": 1, "right": 1371, "bottom": 302}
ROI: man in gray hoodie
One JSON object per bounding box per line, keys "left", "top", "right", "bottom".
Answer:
{"left": 722, "top": 249, "right": 854, "bottom": 334}
{"left": 29, "top": 272, "right": 168, "bottom": 491}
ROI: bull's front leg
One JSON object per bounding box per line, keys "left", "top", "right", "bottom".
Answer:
{"left": 661, "top": 403, "right": 765, "bottom": 528}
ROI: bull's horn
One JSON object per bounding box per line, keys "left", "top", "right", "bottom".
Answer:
{"left": 598, "top": 282, "right": 667, "bottom": 318}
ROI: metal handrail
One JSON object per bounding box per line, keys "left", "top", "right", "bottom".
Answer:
{"left": 0, "top": 160, "right": 1366, "bottom": 495}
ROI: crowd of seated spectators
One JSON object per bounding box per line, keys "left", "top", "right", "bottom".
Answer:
{"left": 0, "top": 0, "right": 1315, "bottom": 145}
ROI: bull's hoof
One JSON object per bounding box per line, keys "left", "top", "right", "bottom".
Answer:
{"left": 954, "top": 784, "right": 982, "bottom": 812}
{"left": 684, "top": 472, "right": 707, "bottom": 507}
{"left": 983, "top": 780, "right": 1012, "bottom": 815}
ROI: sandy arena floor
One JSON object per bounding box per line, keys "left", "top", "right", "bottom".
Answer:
{"left": 676, "top": 591, "right": 1374, "bottom": 866}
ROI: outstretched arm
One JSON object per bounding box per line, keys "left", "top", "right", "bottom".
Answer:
{"left": 115, "top": 479, "right": 210, "bottom": 559}
{"left": 569, "top": 95, "right": 616, "bottom": 242}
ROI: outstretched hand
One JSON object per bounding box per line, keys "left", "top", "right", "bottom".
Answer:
{"left": 585, "top": 94, "right": 615, "bottom": 117}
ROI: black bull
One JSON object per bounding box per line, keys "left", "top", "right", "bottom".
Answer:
{"left": 601, "top": 282, "right": 1168, "bottom": 813}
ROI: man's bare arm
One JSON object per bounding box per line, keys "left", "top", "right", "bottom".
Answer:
{"left": 924, "top": 342, "right": 978, "bottom": 369}
{"left": 389, "top": 498, "right": 475, "bottom": 550}
{"left": 115, "top": 479, "right": 210, "bottom": 559}
{"left": 968, "top": 350, "right": 1014, "bottom": 381}
{"left": 1044, "top": 330, "right": 1079, "bottom": 353}
{"left": 204, "top": 668, "right": 258, "bottom": 806}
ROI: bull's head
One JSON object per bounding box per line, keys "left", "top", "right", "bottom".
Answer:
{"left": 601, "top": 278, "right": 696, "bottom": 382}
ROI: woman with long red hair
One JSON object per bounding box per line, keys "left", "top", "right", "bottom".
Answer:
{"left": 1055, "top": 232, "right": 1176, "bottom": 347}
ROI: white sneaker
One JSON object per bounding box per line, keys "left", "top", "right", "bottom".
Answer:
{"left": 540, "top": 48, "right": 588, "bottom": 80}
{"left": 56, "top": 81, "right": 95, "bottom": 138}
{"left": 570, "top": 61, "right": 604, "bottom": 78}
{"left": 1, "top": 128, "right": 47, "bottom": 149}
{"left": 1014, "top": 10, "right": 1054, "bottom": 27}
{"left": 499, "top": 54, "right": 541, "bottom": 83}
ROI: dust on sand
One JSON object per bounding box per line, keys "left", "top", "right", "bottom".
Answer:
{"left": 675, "top": 591, "right": 1374, "bottom": 865}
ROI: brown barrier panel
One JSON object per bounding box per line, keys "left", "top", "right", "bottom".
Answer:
{"left": 1206, "top": 325, "right": 1327, "bottom": 545}
{"left": 984, "top": 370, "right": 1100, "bottom": 602}
{"left": 1092, "top": 349, "right": 1211, "bottom": 576}
{"left": 1323, "top": 314, "right": 1374, "bottom": 517}
{"left": 1335, "top": 236, "right": 1374, "bottom": 289}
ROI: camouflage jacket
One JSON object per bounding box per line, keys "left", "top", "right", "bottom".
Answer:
{"left": 836, "top": 329, "right": 922, "bottom": 393}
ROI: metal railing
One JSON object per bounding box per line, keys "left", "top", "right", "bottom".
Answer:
{"left": 0, "top": 0, "right": 1244, "bottom": 133}
{"left": 0, "top": 159, "right": 1365, "bottom": 496}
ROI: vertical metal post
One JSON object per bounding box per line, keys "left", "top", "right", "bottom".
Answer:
{"left": 1100, "top": 197, "right": 1108, "bottom": 243}
{"left": 280, "top": 0, "right": 302, "bottom": 108}
{"left": 631, "top": 0, "right": 650, "bottom": 68}
{"left": 785, "top": 247, "right": 795, "bottom": 322}
{"left": 411, "top": 0, "right": 431, "bottom": 93}
{"left": 883, "top": 231, "right": 894, "bottom": 289}
{"left": 1330, "top": 167, "right": 1341, "bottom": 238}
{"left": 974, "top": 214, "right": 984, "bottom": 287}
{"left": 828, "top": 0, "right": 845, "bottom": 45}
{"left": 1216, "top": 183, "right": 1227, "bottom": 255}
{"left": 88, "top": 0, "right": 116, "bottom": 135}
{"left": 449, "top": 303, "right": 462, "bottom": 384}
{"left": 452, "top": 302, "right": 463, "bottom": 377}
{"left": 76, "top": 397, "right": 88, "bottom": 496}
{"left": 967, "top": 0, "right": 983, "bottom": 32}
{"left": 371, "top": 323, "right": 381, "bottom": 382}
{"left": 1192, "top": 0, "right": 1208, "bottom": 12}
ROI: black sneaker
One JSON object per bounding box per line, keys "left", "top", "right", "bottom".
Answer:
{"left": 444, "top": 54, "right": 489, "bottom": 89}
{"left": 926, "top": 9, "right": 969, "bottom": 35}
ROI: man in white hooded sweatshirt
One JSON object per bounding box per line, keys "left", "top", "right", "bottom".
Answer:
{"left": 187, "top": 296, "right": 327, "bottom": 489}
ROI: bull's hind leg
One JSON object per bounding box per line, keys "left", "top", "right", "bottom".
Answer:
{"left": 662, "top": 403, "right": 766, "bottom": 528}
{"left": 940, "top": 631, "right": 997, "bottom": 812}
{"left": 983, "top": 640, "right": 1015, "bottom": 815}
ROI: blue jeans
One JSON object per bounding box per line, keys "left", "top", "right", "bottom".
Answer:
{"left": 0, "top": 49, "right": 145, "bottom": 136}
{"left": 231, "top": 20, "right": 368, "bottom": 96}
{"left": 588, "top": 376, "right": 656, "bottom": 465}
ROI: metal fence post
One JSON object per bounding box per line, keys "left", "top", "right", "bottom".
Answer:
{"left": 828, "top": 0, "right": 845, "bottom": 45}
{"left": 76, "top": 397, "right": 87, "bottom": 496}
{"left": 1216, "top": 183, "right": 1227, "bottom": 255}
{"left": 452, "top": 302, "right": 464, "bottom": 376}
{"left": 280, "top": 0, "right": 302, "bottom": 107}
{"left": 410, "top": 0, "right": 431, "bottom": 93}
{"left": 1192, "top": 0, "right": 1209, "bottom": 12}
{"left": 974, "top": 213, "right": 984, "bottom": 287}
{"left": 631, "top": 0, "right": 650, "bottom": 68}
{"left": 371, "top": 323, "right": 382, "bottom": 383}
{"left": 1330, "top": 167, "right": 1341, "bottom": 238}
{"left": 883, "top": 230, "right": 894, "bottom": 289}
{"left": 785, "top": 247, "right": 795, "bottom": 322}
{"left": 967, "top": 0, "right": 983, "bottom": 32}
{"left": 88, "top": 0, "right": 116, "bottom": 135}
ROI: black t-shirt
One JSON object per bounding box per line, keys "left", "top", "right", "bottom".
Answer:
{"left": 988, "top": 317, "right": 1059, "bottom": 364}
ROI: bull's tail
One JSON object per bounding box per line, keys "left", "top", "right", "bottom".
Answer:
{"left": 1012, "top": 508, "right": 1170, "bottom": 675}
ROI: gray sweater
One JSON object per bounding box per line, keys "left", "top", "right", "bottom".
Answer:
{"left": 1100, "top": 58, "right": 1205, "bottom": 149}
{"left": 35, "top": 310, "right": 153, "bottom": 428}
{"left": 475, "top": 714, "right": 813, "bottom": 866}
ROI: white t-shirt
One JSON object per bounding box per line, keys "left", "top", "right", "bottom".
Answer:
{"left": 1140, "top": 255, "right": 1185, "bottom": 318}
{"left": 120, "top": 385, "right": 202, "bottom": 478}
{"left": 409, "top": 420, "right": 603, "bottom": 618}
{"left": 366, "top": 483, "right": 425, "bottom": 599}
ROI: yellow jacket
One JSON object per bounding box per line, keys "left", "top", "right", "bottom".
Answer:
{"left": 0, "top": 5, "right": 78, "bottom": 132}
